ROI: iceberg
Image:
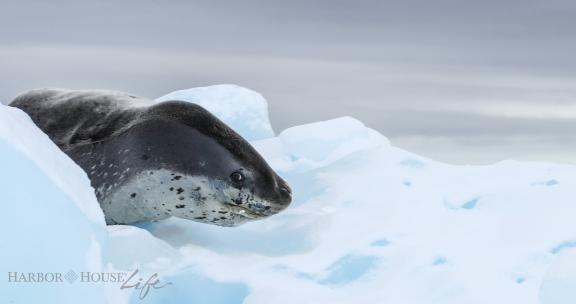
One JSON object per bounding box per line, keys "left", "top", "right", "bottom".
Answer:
{"left": 2, "top": 84, "right": 576, "bottom": 303}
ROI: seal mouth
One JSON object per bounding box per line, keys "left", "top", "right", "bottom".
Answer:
{"left": 227, "top": 205, "right": 269, "bottom": 219}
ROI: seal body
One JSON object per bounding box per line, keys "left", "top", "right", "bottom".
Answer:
{"left": 10, "top": 89, "right": 291, "bottom": 226}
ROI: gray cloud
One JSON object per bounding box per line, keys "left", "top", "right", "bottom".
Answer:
{"left": 1, "top": 0, "right": 575, "bottom": 164}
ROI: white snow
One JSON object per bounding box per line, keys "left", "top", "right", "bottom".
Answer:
{"left": 2, "top": 85, "right": 576, "bottom": 303}
{"left": 540, "top": 251, "right": 576, "bottom": 304}
{"left": 0, "top": 106, "right": 107, "bottom": 303}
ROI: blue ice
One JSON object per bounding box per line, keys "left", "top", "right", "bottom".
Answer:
{"left": 318, "top": 255, "right": 378, "bottom": 286}
{"left": 462, "top": 198, "right": 479, "bottom": 209}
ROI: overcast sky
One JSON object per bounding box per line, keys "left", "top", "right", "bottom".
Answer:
{"left": 1, "top": 0, "right": 575, "bottom": 164}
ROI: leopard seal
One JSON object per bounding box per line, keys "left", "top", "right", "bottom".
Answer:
{"left": 9, "top": 88, "right": 292, "bottom": 226}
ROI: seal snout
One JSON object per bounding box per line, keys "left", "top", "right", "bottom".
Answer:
{"left": 239, "top": 178, "right": 292, "bottom": 219}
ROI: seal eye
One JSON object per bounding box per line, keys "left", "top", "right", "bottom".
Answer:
{"left": 230, "top": 171, "right": 244, "bottom": 184}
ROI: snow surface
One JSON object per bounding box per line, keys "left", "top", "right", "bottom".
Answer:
{"left": 2, "top": 85, "right": 576, "bottom": 303}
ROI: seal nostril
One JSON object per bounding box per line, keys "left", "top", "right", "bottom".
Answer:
{"left": 278, "top": 186, "right": 292, "bottom": 205}
{"left": 280, "top": 186, "right": 291, "bottom": 195}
